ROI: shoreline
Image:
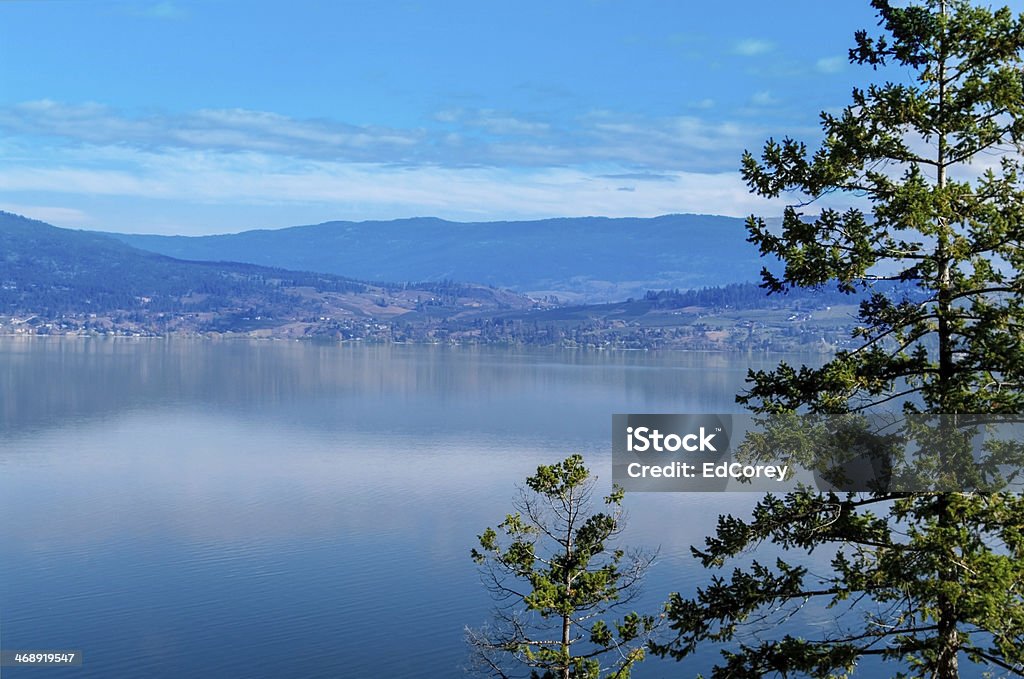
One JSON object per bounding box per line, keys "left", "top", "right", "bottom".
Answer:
{"left": 0, "top": 331, "right": 837, "bottom": 354}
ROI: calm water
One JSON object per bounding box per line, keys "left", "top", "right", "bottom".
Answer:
{"left": 0, "top": 339, "right": 851, "bottom": 677}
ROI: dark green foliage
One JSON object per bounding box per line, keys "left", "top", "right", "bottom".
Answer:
{"left": 468, "top": 455, "right": 657, "bottom": 679}
{"left": 655, "top": 2, "right": 1024, "bottom": 677}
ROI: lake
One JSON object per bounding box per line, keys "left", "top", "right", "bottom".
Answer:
{"left": 0, "top": 338, "right": 846, "bottom": 677}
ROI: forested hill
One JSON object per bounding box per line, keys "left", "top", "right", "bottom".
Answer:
{"left": 0, "top": 211, "right": 534, "bottom": 336}
{"left": 108, "top": 214, "right": 773, "bottom": 301}
{"left": 0, "top": 211, "right": 367, "bottom": 315}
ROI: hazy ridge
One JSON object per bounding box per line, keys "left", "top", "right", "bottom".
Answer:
{"left": 108, "top": 214, "right": 771, "bottom": 302}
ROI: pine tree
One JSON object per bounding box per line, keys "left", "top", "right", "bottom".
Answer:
{"left": 468, "top": 455, "right": 657, "bottom": 679}
{"left": 654, "top": 2, "right": 1024, "bottom": 677}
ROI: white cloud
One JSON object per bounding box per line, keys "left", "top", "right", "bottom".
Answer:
{"left": 0, "top": 100, "right": 822, "bottom": 232}
{"left": 433, "top": 108, "right": 463, "bottom": 123}
{"left": 733, "top": 39, "right": 774, "bottom": 56}
{"left": 0, "top": 204, "right": 93, "bottom": 226}
{"left": 0, "top": 145, "right": 796, "bottom": 226}
{"left": 0, "top": 100, "right": 767, "bottom": 173}
{"left": 815, "top": 56, "right": 846, "bottom": 74}
{"left": 580, "top": 112, "right": 755, "bottom": 169}
{"left": 469, "top": 110, "right": 551, "bottom": 136}
{"left": 750, "top": 91, "right": 780, "bottom": 106}
{"left": 0, "top": 101, "right": 422, "bottom": 163}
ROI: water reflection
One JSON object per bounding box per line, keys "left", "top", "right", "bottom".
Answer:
{"left": 1, "top": 337, "right": 795, "bottom": 439}
{"left": 0, "top": 338, "right": 821, "bottom": 678}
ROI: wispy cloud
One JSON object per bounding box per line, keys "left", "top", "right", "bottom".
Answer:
{"left": 578, "top": 112, "right": 754, "bottom": 170}
{"left": 599, "top": 172, "right": 678, "bottom": 182}
{"left": 0, "top": 101, "right": 422, "bottom": 163}
{"left": 733, "top": 39, "right": 774, "bottom": 56}
{"left": 0, "top": 204, "right": 94, "bottom": 226}
{"left": 433, "top": 108, "right": 463, "bottom": 123}
{"left": 815, "top": 56, "right": 846, "bottom": 74}
{"left": 750, "top": 91, "right": 780, "bottom": 106}
{"left": 1, "top": 100, "right": 764, "bottom": 173}
{"left": 0, "top": 145, "right": 797, "bottom": 228}
{"left": 464, "top": 109, "right": 551, "bottom": 136}
{"left": 0, "top": 100, "right": 819, "bottom": 232}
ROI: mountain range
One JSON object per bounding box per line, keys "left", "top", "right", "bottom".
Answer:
{"left": 3, "top": 210, "right": 849, "bottom": 350}
{"left": 108, "top": 214, "right": 774, "bottom": 302}
{"left": 0, "top": 211, "right": 534, "bottom": 338}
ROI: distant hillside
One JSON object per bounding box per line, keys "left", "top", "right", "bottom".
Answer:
{"left": 108, "top": 214, "right": 775, "bottom": 301}
{"left": 0, "top": 211, "right": 535, "bottom": 337}
{"left": 4, "top": 210, "right": 868, "bottom": 350}
{"left": 0, "top": 212, "right": 366, "bottom": 314}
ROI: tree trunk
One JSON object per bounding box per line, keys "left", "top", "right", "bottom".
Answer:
{"left": 933, "top": 8, "right": 959, "bottom": 676}
{"left": 935, "top": 495, "right": 959, "bottom": 679}
{"left": 561, "top": 612, "right": 571, "bottom": 679}
{"left": 562, "top": 487, "right": 574, "bottom": 679}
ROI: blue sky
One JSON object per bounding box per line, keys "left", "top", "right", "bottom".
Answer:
{"left": 2, "top": 0, "right": 1018, "bottom": 235}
